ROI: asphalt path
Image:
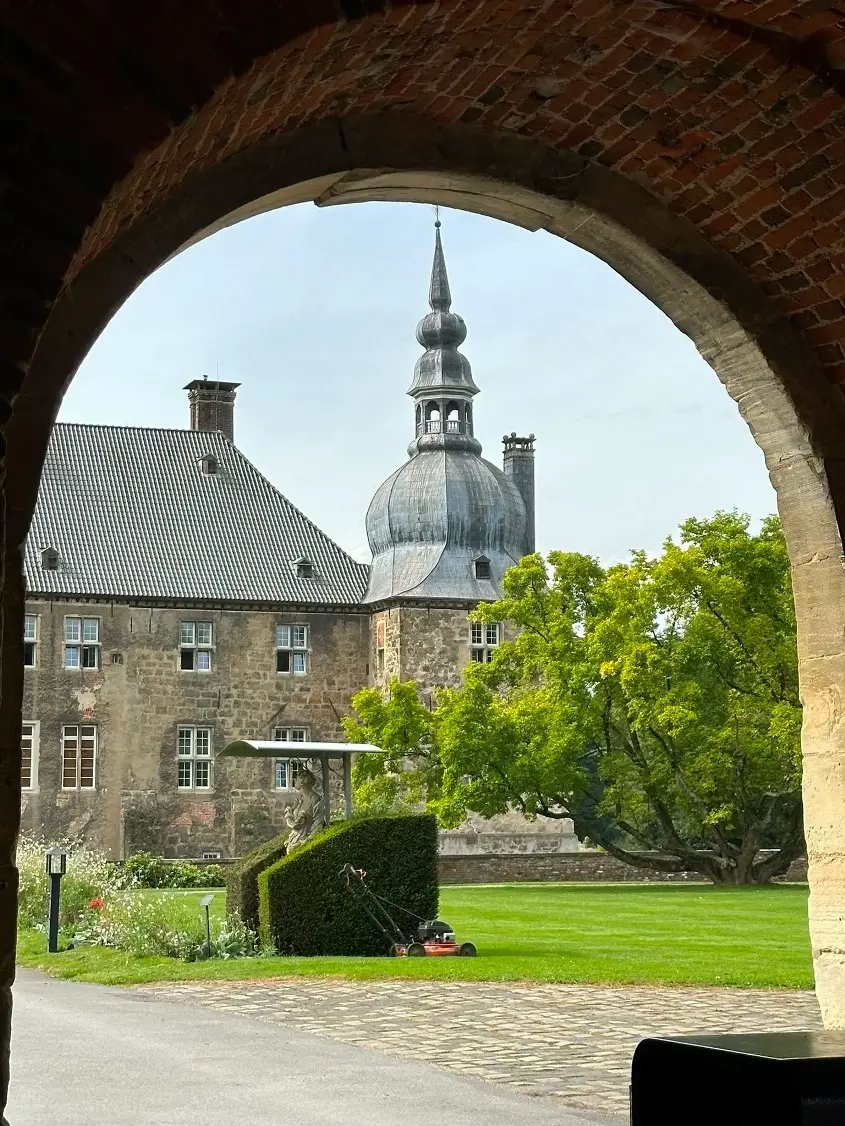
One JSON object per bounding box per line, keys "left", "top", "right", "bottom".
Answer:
{"left": 7, "top": 970, "right": 619, "bottom": 1125}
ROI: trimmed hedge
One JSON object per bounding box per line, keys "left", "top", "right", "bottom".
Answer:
{"left": 226, "top": 833, "right": 287, "bottom": 931}
{"left": 258, "top": 814, "right": 439, "bottom": 956}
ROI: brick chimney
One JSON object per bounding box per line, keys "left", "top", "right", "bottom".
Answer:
{"left": 184, "top": 378, "right": 240, "bottom": 443}
{"left": 503, "top": 433, "right": 536, "bottom": 556}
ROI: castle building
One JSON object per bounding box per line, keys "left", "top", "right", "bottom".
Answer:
{"left": 20, "top": 226, "right": 536, "bottom": 858}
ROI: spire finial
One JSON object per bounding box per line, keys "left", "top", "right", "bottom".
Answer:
{"left": 429, "top": 210, "right": 451, "bottom": 312}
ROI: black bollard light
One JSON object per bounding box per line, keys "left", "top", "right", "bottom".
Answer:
{"left": 45, "top": 847, "right": 67, "bottom": 953}
{"left": 199, "top": 894, "right": 214, "bottom": 959}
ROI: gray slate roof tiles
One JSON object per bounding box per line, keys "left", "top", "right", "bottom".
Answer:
{"left": 25, "top": 424, "right": 370, "bottom": 605}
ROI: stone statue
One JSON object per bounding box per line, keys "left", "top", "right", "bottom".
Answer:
{"left": 283, "top": 765, "right": 322, "bottom": 852}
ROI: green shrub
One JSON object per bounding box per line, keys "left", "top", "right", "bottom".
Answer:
{"left": 227, "top": 833, "right": 287, "bottom": 931}
{"left": 123, "top": 853, "right": 173, "bottom": 888}
{"left": 195, "top": 864, "right": 226, "bottom": 888}
{"left": 258, "top": 814, "right": 438, "bottom": 956}
{"left": 123, "top": 853, "right": 226, "bottom": 889}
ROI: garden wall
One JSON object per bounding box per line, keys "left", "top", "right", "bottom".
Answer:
{"left": 438, "top": 852, "right": 808, "bottom": 884}
{"left": 162, "top": 851, "right": 808, "bottom": 884}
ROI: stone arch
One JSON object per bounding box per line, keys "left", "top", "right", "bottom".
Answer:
{"left": 5, "top": 5, "right": 845, "bottom": 1112}
{"left": 15, "top": 113, "right": 845, "bottom": 1026}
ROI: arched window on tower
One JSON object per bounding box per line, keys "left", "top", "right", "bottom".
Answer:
{"left": 415, "top": 404, "right": 423, "bottom": 436}
{"left": 425, "top": 402, "right": 441, "bottom": 434}
{"left": 445, "top": 401, "right": 462, "bottom": 434}
{"left": 465, "top": 404, "right": 474, "bottom": 434}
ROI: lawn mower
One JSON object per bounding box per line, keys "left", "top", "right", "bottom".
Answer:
{"left": 340, "top": 863, "right": 477, "bottom": 958}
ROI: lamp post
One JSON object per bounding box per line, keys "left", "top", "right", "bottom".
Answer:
{"left": 199, "top": 894, "right": 214, "bottom": 959}
{"left": 44, "top": 847, "right": 67, "bottom": 953}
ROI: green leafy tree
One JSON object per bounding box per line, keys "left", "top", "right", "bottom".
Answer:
{"left": 347, "top": 513, "right": 803, "bottom": 884}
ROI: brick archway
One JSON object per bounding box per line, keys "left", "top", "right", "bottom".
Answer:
{"left": 4, "top": 2, "right": 845, "bottom": 1116}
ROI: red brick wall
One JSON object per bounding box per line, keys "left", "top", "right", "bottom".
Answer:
{"left": 60, "top": 1, "right": 845, "bottom": 396}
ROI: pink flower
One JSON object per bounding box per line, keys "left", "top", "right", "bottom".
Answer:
{"left": 88, "top": 897, "right": 104, "bottom": 911}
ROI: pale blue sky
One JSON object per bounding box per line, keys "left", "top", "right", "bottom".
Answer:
{"left": 60, "top": 201, "right": 776, "bottom": 564}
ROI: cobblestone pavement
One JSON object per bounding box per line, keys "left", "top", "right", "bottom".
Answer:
{"left": 138, "top": 979, "right": 821, "bottom": 1120}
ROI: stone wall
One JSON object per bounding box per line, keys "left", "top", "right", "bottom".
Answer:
{"left": 371, "top": 603, "right": 511, "bottom": 696}
{"left": 439, "top": 815, "right": 579, "bottom": 855}
{"left": 370, "top": 607, "right": 401, "bottom": 689}
{"left": 21, "top": 600, "right": 369, "bottom": 857}
{"left": 396, "top": 606, "right": 472, "bottom": 695}
{"left": 439, "top": 852, "right": 809, "bottom": 884}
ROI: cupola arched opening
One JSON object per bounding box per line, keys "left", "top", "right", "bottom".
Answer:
{"left": 424, "top": 402, "right": 441, "bottom": 434}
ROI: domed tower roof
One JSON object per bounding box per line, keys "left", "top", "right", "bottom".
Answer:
{"left": 363, "top": 220, "right": 528, "bottom": 605}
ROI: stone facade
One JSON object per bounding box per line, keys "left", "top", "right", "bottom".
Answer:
{"left": 21, "top": 601, "right": 369, "bottom": 857}
{"left": 19, "top": 226, "right": 536, "bottom": 862}
{"left": 21, "top": 596, "right": 519, "bottom": 857}
{"left": 371, "top": 604, "right": 507, "bottom": 697}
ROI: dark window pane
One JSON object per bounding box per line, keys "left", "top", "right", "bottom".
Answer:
{"left": 276, "top": 650, "right": 291, "bottom": 673}
{"left": 180, "top": 649, "right": 195, "bottom": 670}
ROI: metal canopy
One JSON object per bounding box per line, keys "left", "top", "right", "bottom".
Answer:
{"left": 219, "top": 739, "right": 383, "bottom": 823}
{"left": 219, "top": 740, "right": 382, "bottom": 759}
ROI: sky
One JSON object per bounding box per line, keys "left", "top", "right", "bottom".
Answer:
{"left": 59, "top": 201, "right": 777, "bottom": 565}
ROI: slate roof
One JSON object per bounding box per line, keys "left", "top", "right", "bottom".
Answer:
{"left": 25, "top": 424, "right": 370, "bottom": 605}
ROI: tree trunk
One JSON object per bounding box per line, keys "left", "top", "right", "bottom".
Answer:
{"left": 568, "top": 811, "right": 803, "bottom": 885}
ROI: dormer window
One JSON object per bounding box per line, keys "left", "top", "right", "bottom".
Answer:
{"left": 295, "top": 558, "right": 313, "bottom": 580}
{"left": 41, "top": 547, "right": 59, "bottom": 571}
{"left": 199, "top": 454, "right": 218, "bottom": 475}
{"left": 474, "top": 556, "right": 491, "bottom": 581}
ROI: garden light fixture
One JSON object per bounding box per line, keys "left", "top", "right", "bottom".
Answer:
{"left": 44, "top": 847, "right": 67, "bottom": 953}
{"left": 199, "top": 894, "right": 214, "bottom": 959}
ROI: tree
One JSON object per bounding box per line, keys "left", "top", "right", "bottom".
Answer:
{"left": 347, "top": 513, "right": 803, "bottom": 884}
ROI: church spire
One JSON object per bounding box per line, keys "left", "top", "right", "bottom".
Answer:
{"left": 428, "top": 219, "right": 452, "bottom": 313}
{"left": 407, "top": 219, "right": 481, "bottom": 456}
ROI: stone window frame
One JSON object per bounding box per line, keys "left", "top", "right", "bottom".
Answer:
{"left": 469, "top": 621, "right": 501, "bottom": 663}
{"left": 376, "top": 619, "right": 386, "bottom": 677}
{"left": 63, "top": 616, "right": 100, "bottom": 670}
{"left": 23, "top": 613, "right": 38, "bottom": 668}
{"left": 21, "top": 721, "right": 39, "bottom": 792}
{"left": 177, "top": 726, "right": 213, "bottom": 791}
{"left": 275, "top": 624, "right": 308, "bottom": 675}
{"left": 179, "top": 621, "right": 214, "bottom": 672}
{"left": 272, "top": 727, "right": 309, "bottom": 790}
{"left": 62, "top": 723, "right": 97, "bottom": 791}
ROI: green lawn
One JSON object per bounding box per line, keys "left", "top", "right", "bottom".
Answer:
{"left": 16, "top": 883, "right": 814, "bottom": 990}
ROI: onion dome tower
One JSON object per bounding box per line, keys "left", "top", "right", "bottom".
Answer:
{"left": 363, "top": 221, "right": 532, "bottom": 605}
